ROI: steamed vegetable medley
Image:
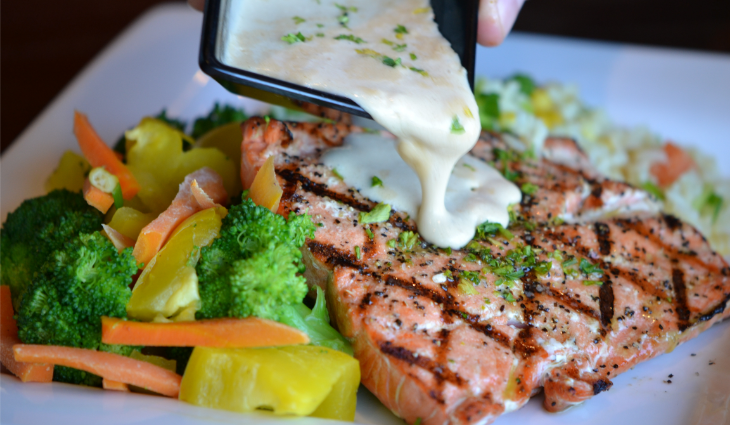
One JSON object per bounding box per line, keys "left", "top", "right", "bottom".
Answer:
{"left": 0, "top": 105, "right": 358, "bottom": 421}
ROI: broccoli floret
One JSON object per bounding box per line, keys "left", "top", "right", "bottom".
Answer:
{"left": 196, "top": 198, "right": 316, "bottom": 321}
{"left": 0, "top": 190, "right": 103, "bottom": 310}
{"left": 16, "top": 232, "right": 138, "bottom": 385}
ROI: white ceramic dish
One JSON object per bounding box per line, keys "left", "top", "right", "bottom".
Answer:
{"left": 1, "top": 4, "right": 729, "bottom": 425}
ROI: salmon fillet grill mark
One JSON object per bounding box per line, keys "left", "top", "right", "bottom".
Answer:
{"left": 241, "top": 117, "right": 730, "bottom": 425}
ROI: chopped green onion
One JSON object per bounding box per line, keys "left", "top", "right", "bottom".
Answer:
{"left": 331, "top": 168, "right": 344, "bottom": 180}
{"left": 365, "top": 228, "right": 374, "bottom": 240}
{"left": 393, "top": 43, "right": 407, "bottom": 52}
{"left": 409, "top": 67, "right": 428, "bottom": 76}
{"left": 387, "top": 239, "right": 396, "bottom": 249}
{"left": 371, "top": 176, "right": 383, "bottom": 187}
{"left": 316, "top": 23, "right": 324, "bottom": 28}
{"left": 281, "top": 32, "right": 306, "bottom": 44}
{"left": 409, "top": 53, "right": 417, "bottom": 60}
{"left": 394, "top": 25, "right": 408, "bottom": 34}
{"left": 382, "top": 56, "right": 401, "bottom": 67}
{"left": 335, "top": 4, "right": 358, "bottom": 12}
{"left": 111, "top": 184, "right": 124, "bottom": 209}
{"left": 458, "top": 281, "right": 479, "bottom": 296}
{"left": 583, "top": 280, "right": 603, "bottom": 286}
{"left": 398, "top": 231, "right": 418, "bottom": 251}
{"left": 642, "top": 181, "right": 665, "bottom": 201}
{"left": 359, "top": 203, "right": 391, "bottom": 224}
{"left": 451, "top": 116, "right": 465, "bottom": 134}
{"left": 292, "top": 16, "right": 306, "bottom": 24}
{"left": 463, "top": 163, "right": 476, "bottom": 172}
{"left": 521, "top": 182, "right": 539, "bottom": 195}
{"left": 579, "top": 258, "right": 604, "bottom": 276}
{"left": 316, "top": 33, "right": 325, "bottom": 37}
{"left": 334, "top": 34, "right": 366, "bottom": 43}
{"left": 354, "top": 245, "right": 362, "bottom": 260}
{"left": 88, "top": 167, "right": 120, "bottom": 194}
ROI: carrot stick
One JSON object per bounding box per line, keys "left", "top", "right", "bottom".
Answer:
{"left": 74, "top": 111, "right": 140, "bottom": 200}
{"left": 132, "top": 167, "right": 228, "bottom": 267}
{"left": 83, "top": 179, "right": 115, "bottom": 214}
{"left": 103, "top": 379, "right": 130, "bottom": 392}
{"left": 13, "top": 344, "right": 181, "bottom": 397}
{"left": 101, "top": 316, "right": 309, "bottom": 348}
{"left": 0, "top": 286, "right": 53, "bottom": 383}
{"left": 650, "top": 142, "right": 696, "bottom": 188}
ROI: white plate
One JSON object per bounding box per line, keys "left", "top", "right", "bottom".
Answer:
{"left": 1, "top": 4, "right": 729, "bottom": 425}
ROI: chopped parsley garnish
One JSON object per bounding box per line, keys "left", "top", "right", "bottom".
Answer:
{"left": 451, "top": 116, "right": 465, "bottom": 134}
{"left": 365, "top": 227, "right": 374, "bottom": 240}
{"left": 409, "top": 67, "right": 428, "bottom": 76}
{"left": 409, "top": 52, "right": 417, "bottom": 60}
{"left": 334, "top": 34, "right": 366, "bottom": 43}
{"left": 292, "top": 16, "right": 306, "bottom": 24}
{"left": 579, "top": 258, "right": 604, "bottom": 276}
{"left": 281, "top": 32, "right": 306, "bottom": 44}
{"left": 371, "top": 176, "right": 383, "bottom": 187}
{"left": 382, "top": 56, "right": 401, "bottom": 67}
{"left": 354, "top": 245, "right": 362, "bottom": 260}
{"left": 642, "top": 181, "right": 665, "bottom": 201}
{"left": 475, "top": 220, "right": 513, "bottom": 241}
{"left": 359, "top": 203, "right": 391, "bottom": 224}
{"left": 394, "top": 24, "right": 409, "bottom": 34}
{"left": 583, "top": 280, "right": 603, "bottom": 286}
{"left": 494, "top": 290, "right": 516, "bottom": 303}
{"left": 521, "top": 182, "right": 539, "bottom": 195}
{"left": 493, "top": 148, "right": 520, "bottom": 181}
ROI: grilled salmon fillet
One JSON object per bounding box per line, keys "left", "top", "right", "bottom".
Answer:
{"left": 241, "top": 117, "right": 730, "bottom": 425}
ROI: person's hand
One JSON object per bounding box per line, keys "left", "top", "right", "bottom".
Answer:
{"left": 188, "top": 0, "right": 524, "bottom": 46}
{"left": 478, "top": 0, "right": 525, "bottom": 46}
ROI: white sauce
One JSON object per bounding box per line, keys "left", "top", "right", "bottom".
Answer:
{"left": 223, "top": 0, "right": 521, "bottom": 248}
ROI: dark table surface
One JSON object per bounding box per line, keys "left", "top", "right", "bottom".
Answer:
{"left": 2, "top": 0, "right": 729, "bottom": 153}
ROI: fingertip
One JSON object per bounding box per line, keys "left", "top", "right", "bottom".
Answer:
{"left": 478, "top": 0, "right": 526, "bottom": 47}
{"left": 188, "top": 0, "right": 205, "bottom": 12}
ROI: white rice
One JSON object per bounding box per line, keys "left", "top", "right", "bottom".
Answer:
{"left": 476, "top": 77, "right": 730, "bottom": 258}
